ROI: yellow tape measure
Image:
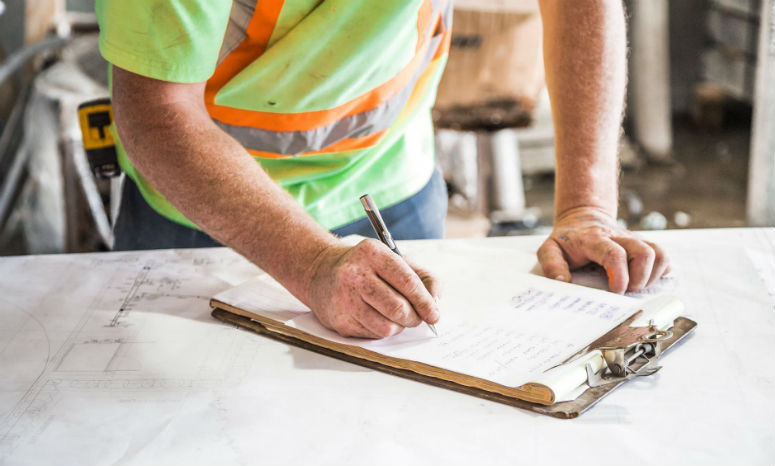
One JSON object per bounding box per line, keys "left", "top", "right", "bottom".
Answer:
{"left": 77, "top": 98, "right": 120, "bottom": 178}
{"left": 78, "top": 98, "right": 114, "bottom": 150}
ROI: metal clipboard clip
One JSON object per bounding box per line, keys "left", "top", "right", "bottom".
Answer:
{"left": 584, "top": 319, "right": 674, "bottom": 388}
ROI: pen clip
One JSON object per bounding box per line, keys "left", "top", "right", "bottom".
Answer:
{"left": 360, "top": 194, "right": 399, "bottom": 253}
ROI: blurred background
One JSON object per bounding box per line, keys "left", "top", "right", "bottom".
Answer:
{"left": 0, "top": 0, "right": 773, "bottom": 255}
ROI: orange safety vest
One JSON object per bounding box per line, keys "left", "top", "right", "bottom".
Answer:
{"left": 205, "top": 0, "right": 452, "bottom": 159}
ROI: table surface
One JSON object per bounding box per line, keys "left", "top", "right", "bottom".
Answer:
{"left": 0, "top": 228, "right": 773, "bottom": 466}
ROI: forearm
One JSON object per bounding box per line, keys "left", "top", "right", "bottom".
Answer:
{"left": 112, "top": 78, "right": 338, "bottom": 304}
{"left": 539, "top": 0, "right": 627, "bottom": 217}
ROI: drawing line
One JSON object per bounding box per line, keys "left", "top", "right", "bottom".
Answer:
{"left": 110, "top": 264, "right": 152, "bottom": 327}
{"left": 0, "top": 307, "right": 51, "bottom": 442}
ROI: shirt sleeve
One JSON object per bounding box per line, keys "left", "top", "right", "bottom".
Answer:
{"left": 95, "top": 0, "right": 232, "bottom": 83}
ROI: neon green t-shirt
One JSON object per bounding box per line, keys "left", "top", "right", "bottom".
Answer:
{"left": 95, "top": 0, "right": 448, "bottom": 230}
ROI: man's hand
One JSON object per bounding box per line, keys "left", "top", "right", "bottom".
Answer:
{"left": 537, "top": 207, "right": 670, "bottom": 294}
{"left": 305, "top": 239, "right": 440, "bottom": 338}
{"left": 535, "top": 1, "right": 670, "bottom": 293}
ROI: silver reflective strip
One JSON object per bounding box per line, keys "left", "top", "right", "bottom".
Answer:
{"left": 215, "top": 30, "right": 446, "bottom": 155}
{"left": 216, "top": 0, "right": 257, "bottom": 67}
{"left": 428, "top": 0, "right": 453, "bottom": 34}
{"left": 440, "top": 0, "right": 453, "bottom": 31}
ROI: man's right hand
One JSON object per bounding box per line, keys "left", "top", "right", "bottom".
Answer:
{"left": 305, "top": 239, "right": 441, "bottom": 339}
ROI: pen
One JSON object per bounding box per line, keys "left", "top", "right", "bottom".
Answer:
{"left": 360, "top": 194, "right": 439, "bottom": 336}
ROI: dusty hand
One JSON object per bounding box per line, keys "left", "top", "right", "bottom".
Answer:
{"left": 305, "top": 239, "right": 441, "bottom": 338}
{"left": 537, "top": 207, "right": 670, "bottom": 293}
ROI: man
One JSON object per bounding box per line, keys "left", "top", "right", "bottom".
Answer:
{"left": 96, "top": 0, "right": 669, "bottom": 339}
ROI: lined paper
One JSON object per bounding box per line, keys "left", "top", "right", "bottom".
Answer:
{"left": 215, "top": 242, "right": 638, "bottom": 387}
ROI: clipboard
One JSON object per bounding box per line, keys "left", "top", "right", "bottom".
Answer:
{"left": 211, "top": 295, "right": 697, "bottom": 419}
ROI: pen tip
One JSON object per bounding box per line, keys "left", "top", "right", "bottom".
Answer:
{"left": 428, "top": 323, "right": 438, "bottom": 337}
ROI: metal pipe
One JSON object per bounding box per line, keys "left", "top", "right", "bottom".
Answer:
{"left": 0, "top": 35, "right": 68, "bottom": 87}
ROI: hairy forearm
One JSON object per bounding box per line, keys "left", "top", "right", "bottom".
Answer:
{"left": 539, "top": 0, "right": 627, "bottom": 217}
{"left": 112, "top": 73, "right": 338, "bottom": 303}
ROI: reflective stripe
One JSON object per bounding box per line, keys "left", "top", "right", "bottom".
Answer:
{"left": 242, "top": 52, "right": 446, "bottom": 159}
{"left": 217, "top": 31, "right": 445, "bottom": 155}
{"left": 215, "top": 0, "right": 257, "bottom": 68}
{"left": 207, "top": 0, "right": 451, "bottom": 156}
{"left": 417, "top": 0, "right": 433, "bottom": 50}
{"left": 206, "top": 0, "right": 449, "bottom": 130}
{"left": 246, "top": 131, "right": 388, "bottom": 159}
{"left": 204, "top": 0, "right": 285, "bottom": 107}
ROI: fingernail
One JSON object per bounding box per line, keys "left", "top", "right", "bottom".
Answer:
{"left": 555, "top": 275, "right": 567, "bottom": 282}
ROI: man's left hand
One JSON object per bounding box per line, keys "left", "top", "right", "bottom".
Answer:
{"left": 537, "top": 206, "right": 670, "bottom": 294}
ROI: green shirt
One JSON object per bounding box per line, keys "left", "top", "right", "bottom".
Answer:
{"left": 96, "top": 0, "right": 448, "bottom": 230}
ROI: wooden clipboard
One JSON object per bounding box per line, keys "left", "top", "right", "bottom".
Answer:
{"left": 211, "top": 305, "right": 696, "bottom": 419}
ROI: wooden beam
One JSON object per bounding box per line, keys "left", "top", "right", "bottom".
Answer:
{"left": 630, "top": 0, "right": 673, "bottom": 160}
{"left": 24, "top": 0, "right": 63, "bottom": 44}
{"left": 747, "top": 0, "right": 775, "bottom": 227}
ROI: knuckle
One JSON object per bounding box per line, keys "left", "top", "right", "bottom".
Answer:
{"left": 359, "top": 239, "right": 381, "bottom": 255}
{"left": 401, "top": 274, "right": 422, "bottom": 296}
{"left": 414, "top": 298, "right": 433, "bottom": 318}
{"left": 604, "top": 246, "right": 626, "bottom": 264}
{"left": 387, "top": 298, "right": 410, "bottom": 321}
{"left": 375, "top": 322, "right": 400, "bottom": 338}
{"left": 369, "top": 320, "right": 387, "bottom": 337}
{"left": 337, "top": 263, "right": 362, "bottom": 283}
{"left": 329, "top": 313, "right": 348, "bottom": 330}
{"left": 365, "top": 315, "right": 391, "bottom": 338}
{"left": 634, "top": 247, "right": 656, "bottom": 262}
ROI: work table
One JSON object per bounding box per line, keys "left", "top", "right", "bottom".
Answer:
{"left": 1, "top": 228, "right": 773, "bottom": 465}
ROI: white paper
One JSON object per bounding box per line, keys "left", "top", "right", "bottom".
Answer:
{"left": 215, "top": 243, "right": 638, "bottom": 387}
{"left": 1, "top": 230, "right": 774, "bottom": 466}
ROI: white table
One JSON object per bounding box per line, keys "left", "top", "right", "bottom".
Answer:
{"left": 1, "top": 228, "right": 773, "bottom": 466}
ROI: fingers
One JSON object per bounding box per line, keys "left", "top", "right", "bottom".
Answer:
{"left": 584, "top": 238, "right": 630, "bottom": 294}
{"left": 368, "top": 245, "right": 439, "bottom": 325}
{"left": 537, "top": 239, "right": 572, "bottom": 282}
{"left": 327, "top": 302, "right": 402, "bottom": 339}
{"left": 360, "top": 274, "right": 423, "bottom": 328}
{"left": 353, "top": 302, "right": 403, "bottom": 338}
{"left": 406, "top": 259, "right": 442, "bottom": 301}
{"left": 325, "top": 309, "right": 379, "bottom": 338}
{"left": 318, "top": 239, "right": 442, "bottom": 339}
{"left": 345, "top": 316, "right": 382, "bottom": 339}
{"left": 611, "top": 237, "right": 655, "bottom": 292}
{"left": 644, "top": 240, "right": 670, "bottom": 286}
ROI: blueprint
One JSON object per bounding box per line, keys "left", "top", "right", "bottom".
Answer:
{"left": 0, "top": 248, "right": 261, "bottom": 464}
{"left": 1, "top": 229, "right": 773, "bottom": 466}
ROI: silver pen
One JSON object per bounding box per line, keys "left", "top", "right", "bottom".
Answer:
{"left": 359, "top": 194, "right": 439, "bottom": 336}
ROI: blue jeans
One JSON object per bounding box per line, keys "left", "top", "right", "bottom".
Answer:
{"left": 113, "top": 168, "right": 447, "bottom": 251}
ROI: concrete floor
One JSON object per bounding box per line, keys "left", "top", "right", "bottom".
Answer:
{"left": 618, "top": 117, "right": 750, "bottom": 229}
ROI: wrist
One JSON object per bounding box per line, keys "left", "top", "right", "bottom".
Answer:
{"left": 298, "top": 241, "right": 338, "bottom": 305}
{"left": 555, "top": 197, "right": 617, "bottom": 221}
{"left": 282, "top": 231, "right": 352, "bottom": 305}
{"left": 554, "top": 205, "right": 617, "bottom": 225}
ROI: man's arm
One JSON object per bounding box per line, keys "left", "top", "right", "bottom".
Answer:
{"left": 536, "top": 0, "right": 670, "bottom": 293}
{"left": 111, "top": 68, "right": 440, "bottom": 337}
